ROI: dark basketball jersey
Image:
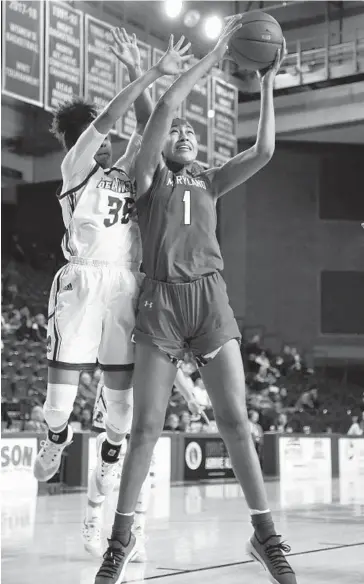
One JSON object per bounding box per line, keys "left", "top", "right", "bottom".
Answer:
{"left": 136, "top": 165, "right": 223, "bottom": 282}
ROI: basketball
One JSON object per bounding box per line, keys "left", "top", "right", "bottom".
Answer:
{"left": 229, "top": 10, "right": 283, "bottom": 71}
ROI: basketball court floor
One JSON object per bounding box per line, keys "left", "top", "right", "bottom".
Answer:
{"left": 2, "top": 476, "right": 364, "bottom": 584}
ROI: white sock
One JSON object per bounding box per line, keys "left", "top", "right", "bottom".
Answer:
{"left": 250, "top": 508, "right": 271, "bottom": 515}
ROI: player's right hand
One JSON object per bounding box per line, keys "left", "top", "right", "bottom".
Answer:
{"left": 212, "top": 15, "right": 242, "bottom": 62}
{"left": 157, "top": 35, "right": 194, "bottom": 76}
{"left": 109, "top": 28, "right": 141, "bottom": 70}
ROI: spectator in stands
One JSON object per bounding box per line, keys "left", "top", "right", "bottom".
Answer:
{"left": 178, "top": 411, "right": 192, "bottom": 432}
{"left": 164, "top": 413, "right": 180, "bottom": 431}
{"left": 279, "top": 386, "right": 288, "bottom": 407}
{"left": 81, "top": 407, "right": 93, "bottom": 432}
{"left": 16, "top": 311, "right": 33, "bottom": 341}
{"left": 347, "top": 414, "right": 363, "bottom": 436}
{"left": 245, "top": 334, "right": 262, "bottom": 358}
{"left": 295, "top": 386, "right": 319, "bottom": 412}
{"left": 248, "top": 410, "right": 263, "bottom": 465}
{"left": 272, "top": 413, "right": 288, "bottom": 433}
{"left": 69, "top": 402, "right": 82, "bottom": 425}
{"left": 1, "top": 398, "right": 13, "bottom": 430}
{"left": 31, "top": 313, "right": 47, "bottom": 341}
{"left": 24, "top": 405, "right": 48, "bottom": 433}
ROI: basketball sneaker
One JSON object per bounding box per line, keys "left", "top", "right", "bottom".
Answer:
{"left": 246, "top": 533, "right": 297, "bottom": 584}
{"left": 130, "top": 527, "right": 147, "bottom": 563}
{"left": 94, "top": 432, "right": 120, "bottom": 497}
{"left": 83, "top": 520, "right": 103, "bottom": 557}
{"left": 33, "top": 425, "right": 73, "bottom": 482}
{"left": 94, "top": 535, "right": 137, "bottom": 584}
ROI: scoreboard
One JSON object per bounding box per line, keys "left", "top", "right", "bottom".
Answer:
{"left": 2, "top": 0, "right": 238, "bottom": 163}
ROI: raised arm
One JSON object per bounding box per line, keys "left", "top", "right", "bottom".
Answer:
{"left": 210, "top": 41, "right": 286, "bottom": 198}
{"left": 109, "top": 28, "right": 153, "bottom": 133}
{"left": 92, "top": 27, "right": 162, "bottom": 136}
{"left": 135, "top": 16, "right": 242, "bottom": 194}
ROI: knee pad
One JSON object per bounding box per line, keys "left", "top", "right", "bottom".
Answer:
{"left": 104, "top": 387, "right": 133, "bottom": 436}
{"left": 43, "top": 383, "right": 78, "bottom": 430}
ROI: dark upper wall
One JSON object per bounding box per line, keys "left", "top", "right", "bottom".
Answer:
{"left": 219, "top": 142, "right": 364, "bottom": 355}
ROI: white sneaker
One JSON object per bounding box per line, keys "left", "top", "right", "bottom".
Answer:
{"left": 82, "top": 520, "right": 103, "bottom": 557}
{"left": 33, "top": 425, "right": 73, "bottom": 482}
{"left": 95, "top": 432, "right": 120, "bottom": 496}
{"left": 131, "top": 528, "right": 148, "bottom": 563}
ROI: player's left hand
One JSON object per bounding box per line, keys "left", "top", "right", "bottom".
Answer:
{"left": 110, "top": 28, "right": 141, "bottom": 70}
{"left": 258, "top": 37, "right": 287, "bottom": 85}
{"left": 157, "top": 35, "right": 194, "bottom": 76}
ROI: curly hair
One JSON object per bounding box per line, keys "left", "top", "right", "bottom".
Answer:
{"left": 50, "top": 98, "right": 98, "bottom": 150}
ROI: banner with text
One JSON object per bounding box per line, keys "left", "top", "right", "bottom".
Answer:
{"left": 210, "top": 77, "right": 238, "bottom": 167}
{"left": 118, "top": 40, "right": 151, "bottom": 139}
{"left": 182, "top": 59, "right": 210, "bottom": 168}
{"left": 184, "top": 436, "right": 235, "bottom": 480}
{"left": 84, "top": 14, "right": 119, "bottom": 133}
{"left": 2, "top": 0, "right": 44, "bottom": 106}
{"left": 279, "top": 436, "right": 332, "bottom": 481}
{"left": 45, "top": 1, "right": 83, "bottom": 112}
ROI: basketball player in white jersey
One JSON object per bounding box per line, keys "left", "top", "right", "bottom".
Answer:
{"left": 33, "top": 29, "right": 193, "bottom": 493}
{"left": 84, "top": 368, "right": 204, "bottom": 561}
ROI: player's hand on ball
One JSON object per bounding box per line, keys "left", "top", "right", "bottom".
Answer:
{"left": 109, "top": 28, "right": 141, "bottom": 70}
{"left": 258, "top": 37, "right": 287, "bottom": 85}
{"left": 213, "top": 15, "right": 242, "bottom": 62}
{"left": 157, "top": 35, "right": 193, "bottom": 76}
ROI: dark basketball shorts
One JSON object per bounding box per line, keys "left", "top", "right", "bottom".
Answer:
{"left": 134, "top": 272, "right": 241, "bottom": 365}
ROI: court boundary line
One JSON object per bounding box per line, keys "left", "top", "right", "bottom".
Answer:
{"left": 146, "top": 541, "right": 364, "bottom": 581}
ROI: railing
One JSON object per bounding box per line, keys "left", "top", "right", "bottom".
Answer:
{"left": 276, "top": 29, "right": 364, "bottom": 89}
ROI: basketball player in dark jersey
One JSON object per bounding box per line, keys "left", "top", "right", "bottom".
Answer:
{"left": 95, "top": 18, "right": 295, "bottom": 584}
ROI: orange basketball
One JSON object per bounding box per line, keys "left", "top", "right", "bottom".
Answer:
{"left": 229, "top": 11, "right": 283, "bottom": 71}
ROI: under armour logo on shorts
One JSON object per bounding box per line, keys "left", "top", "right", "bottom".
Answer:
{"left": 144, "top": 301, "right": 153, "bottom": 308}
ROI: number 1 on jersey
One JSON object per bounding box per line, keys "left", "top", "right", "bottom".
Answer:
{"left": 183, "top": 190, "right": 191, "bottom": 225}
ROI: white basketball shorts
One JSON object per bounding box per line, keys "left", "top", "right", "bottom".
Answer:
{"left": 47, "top": 258, "right": 143, "bottom": 370}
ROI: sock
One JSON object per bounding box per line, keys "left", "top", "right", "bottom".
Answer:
{"left": 48, "top": 425, "right": 68, "bottom": 444}
{"left": 111, "top": 511, "right": 134, "bottom": 546}
{"left": 251, "top": 510, "right": 276, "bottom": 540}
{"left": 86, "top": 500, "right": 103, "bottom": 523}
{"left": 101, "top": 438, "right": 121, "bottom": 463}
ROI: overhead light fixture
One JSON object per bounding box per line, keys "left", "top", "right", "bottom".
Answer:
{"left": 204, "top": 15, "right": 223, "bottom": 40}
{"left": 184, "top": 9, "right": 201, "bottom": 28}
{"left": 164, "top": 0, "right": 183, "bottom": 19}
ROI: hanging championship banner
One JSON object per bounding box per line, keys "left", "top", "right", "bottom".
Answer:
{"left": 2, "top": 0, "right": 44, "bottom": 106}
{"left": 85, "top": 14, "right": 119, "bottom": 134}
{"left": 44, "top": 1, "right": 83, "bottom": 112}
{"left": 182, "top": 58, "right": 210, "bottom": 168}
{"left": 118, "top": 40, "right": 151, "bottom": 139}
{"left": 210, "top": 77, "right": 238, "bottom": 167}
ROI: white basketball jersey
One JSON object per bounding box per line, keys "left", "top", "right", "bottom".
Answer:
{"left": 58, "top": 123, "right": 142, "bottom": 265}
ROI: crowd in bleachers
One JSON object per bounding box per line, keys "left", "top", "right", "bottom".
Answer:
{"left": 2, "top": 255, "right": 364, "bottom": 438}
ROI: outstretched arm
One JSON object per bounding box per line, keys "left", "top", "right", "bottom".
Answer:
{"left": 92, "top": 27, "right": 162, "bottom": 136}
{"left": 210, "top": 41, "right": 286, "bottom": 198}
{"left": 135, "top": 16, "right": 242, "bottom": 195}
{"left": 110, "top": 28, "right": 153, "bottom": 133}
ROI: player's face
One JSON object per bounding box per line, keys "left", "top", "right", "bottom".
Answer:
{"left": 164, "top": 122, "right": 198, "bottom": 164}
{"left": 95, "top": 134, "right": 112, "bottom": 168}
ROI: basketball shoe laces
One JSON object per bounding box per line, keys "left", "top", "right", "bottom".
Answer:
{"left": 97, "top": 540, "right": 125, "bottom": 577}
{"left": 38, "top": 438, "right": 64, "bottom": 465}
{"left": 263, "top": 535, "right": 294, "bottom": 575}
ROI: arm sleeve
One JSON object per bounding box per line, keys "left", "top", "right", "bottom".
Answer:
{"left": 61, "top": 123, "right": 108, "bottom": 186}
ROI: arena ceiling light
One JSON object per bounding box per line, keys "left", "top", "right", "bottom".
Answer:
{"left": 204, "top": 15, "right": 223, "bottom": 40}
{"left": 164, "top": 0, "right": 183, "bottom": 19}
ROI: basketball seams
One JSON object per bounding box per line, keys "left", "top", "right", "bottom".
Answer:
{"left": 229, "top": 12, "right": 283, "bottom": 70}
